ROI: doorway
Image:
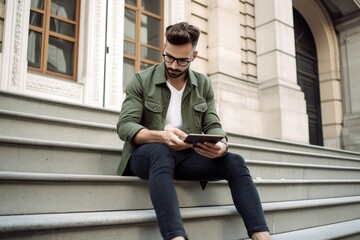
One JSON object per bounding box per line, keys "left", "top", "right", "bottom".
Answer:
{"left": 294, "top": 9, "right": 324, "bottom": 146}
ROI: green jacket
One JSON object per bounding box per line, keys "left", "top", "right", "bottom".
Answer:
{"left": 116, "top": 62, "right": 226, "bottom": 175}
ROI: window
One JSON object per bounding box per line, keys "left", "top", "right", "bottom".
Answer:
{"left": 27, "top": 0, "right": 80, "bottom": 80}
{"left": 123, "top": 0, "right": 163, "bottom": 88}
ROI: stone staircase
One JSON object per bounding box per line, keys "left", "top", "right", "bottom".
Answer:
{"left": 0, "top": 91, "right": 360, "bottom": 240}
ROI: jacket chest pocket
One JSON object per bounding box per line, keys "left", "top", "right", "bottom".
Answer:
{"left": 143, "top": 100, "right": 163, "bottom": 129}
{"left": 193, "top": 102, "right": 208, "bottom": 128}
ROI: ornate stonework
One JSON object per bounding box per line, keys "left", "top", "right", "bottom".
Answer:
{"left": 27, "top": 74, "right": 83, "bottom": 100}
{"left": 10, "top": 0, "right": 24, "bottom": 88}
{"left": 108, "top": 0, "right": 122, "bottom": 109}
{"left": 89, "top": 0, "right": 106, "bottom": 105}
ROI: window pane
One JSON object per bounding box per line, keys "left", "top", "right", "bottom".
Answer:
{"left": 51, "top": 0, "right": 76, "bottom": 20}
{"left": 27, "top": 30, "right": 42, "bottom": 68}
{"left": 123, "top": 58, "right": 135, "bottom": 89}
{"left": 141, "top": 46, "right": 160, "bottom": 62}
{"left": 140, "top": 14, "right": 160, "bottom": 47}
{"left": 47, "top": 36, "right": 74, "bottom": 76}
{"left": 125, "top": 0, "right": 136, "bottom": 6}
{"left": 124, "top": 41, "right": 135, "bottom": 56}
{"left": 142, "top": 0, "right": 161, "bottom": 15}
{"left": 29, "top": 11, "right": 43, "bottom": 27}
{"left": 140, "top": 62, "right": 153, "bottom": 71}
{"left": 50, "top": 18, "right": 75, "bottom": 37}
{"left": 31, "top": 0, "right": 44, "bottom": 10}
{"left": 124, "top": 9, "right": 136, "bottom": 40}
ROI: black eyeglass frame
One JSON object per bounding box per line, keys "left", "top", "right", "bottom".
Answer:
{"left": 162, "top": 52, "right": 193, "bottom": 67}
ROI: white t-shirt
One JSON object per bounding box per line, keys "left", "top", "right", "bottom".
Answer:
{"left": 164, "top": 81, "right": 186, "bottom": 130}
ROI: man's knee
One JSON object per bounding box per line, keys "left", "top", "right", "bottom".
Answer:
{"left": 130, "top": 143, "right": 174, "bottom": 177}
{"left": 226, "top": 153, "right": 250, "bottom": 175}
{"left": 141, "top": 143, "right": 175, "bottom": 171}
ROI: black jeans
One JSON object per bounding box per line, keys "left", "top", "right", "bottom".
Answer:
{"left": 129, "top": 143, "right": 269, "bottom": 240}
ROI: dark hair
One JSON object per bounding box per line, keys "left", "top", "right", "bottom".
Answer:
{"left": 165, "top": 22, "right": 200, "bottom": 48}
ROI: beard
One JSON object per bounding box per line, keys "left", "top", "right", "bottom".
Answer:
{"left": 165, "top": 64, "right": 189, "bottom": 79}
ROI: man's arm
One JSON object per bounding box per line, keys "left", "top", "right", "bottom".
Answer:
{"left": 134, "top": 128, "right": 192, "bottom": 151}
{"left": 117, "top": 75, "right": 146, "bottom": 143}
{"left": 193, "top": 76, "right": 228, "bottom": 158}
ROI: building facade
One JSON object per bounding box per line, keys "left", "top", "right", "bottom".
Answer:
{"left": 0, "top": 0, "right": 359, "bottom": 152}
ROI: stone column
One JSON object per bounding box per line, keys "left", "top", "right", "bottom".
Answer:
{"left": 337, "top": 16, "right": 360, "bottom": 152}
{"left": 255, "top": 0, "right": 309, "bottom": 143}
{"left": 208, "top": 0, "right": 242, "bottom": 79}
{"left": 207, "top": 0, "right": 263, "bottom": 136}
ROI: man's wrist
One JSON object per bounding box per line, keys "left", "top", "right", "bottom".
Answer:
{"left": 219, "top": 139, "right": 228, "bottom": 157}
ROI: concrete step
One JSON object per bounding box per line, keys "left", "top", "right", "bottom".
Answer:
{"left": 2, "top": 90, "right": 360, "bottom": 160}
{"left": 231, "top": 142, "right": 360, "bottom": 168}
{"left": 1, "top": 171, "right": 360, "bottom": 215}
{"left": 2, "top": 90, "right": 359, "bottom": 240}
{"left": 2, "top": 137, "right": 360, "bottom": 178}
{"left": 0, "top": 110, "right": 122, "bottom": 148}
{"left": 0, "top": 91, "right": 119, "bottom": 125}
{"left": 1, "top": 106, "right": 360, "bottom": 172}
{"left": 228, "top": 133, "right": 360, "bottom": 159}
{"left": 2, "top": 91, "right": 360, "bottom": 158}
{"left": 0, "top": 196, "right": 359, "bottom": 240}
{"left": 248, "top": 159, "right": 360, "bottom": 180}
{"left": 0, "top": 137, "right": 121, "bottom": 175}
{"left": 269, "top": 219, "right": 360, "bottom": 240}
{"left": 2, "top": 108, "right": 359, "bottom": 169}
{"left": 0, "top": 110, "right": 360, "bottom": 167}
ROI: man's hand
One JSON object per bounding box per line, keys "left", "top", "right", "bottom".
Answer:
{"left": 162, "top": 128, "right": 192, "bottom": 151}
{"left": 133, "top": 128, "right": 191, "bottom": 151}
{"left": 194, "top": 141, "right": 227, "bottom": 158}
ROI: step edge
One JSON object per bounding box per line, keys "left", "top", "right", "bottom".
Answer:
{"left": 0, "top": 90, "right": 120, "bottom": 115}
{"left": 267, "top": 219, "right": 360, "bottom": 240}
{"left": 228, "top": 132, "right": 360, "bottom": 156}
{"left": 1, "top": 136, "right": 359, "bottom": 170}
{"left": 1, "top": 137, "right": 359, "bottom": 171}
{"left": 0, "top": 196, "right": 359, "bottom": 233}
{"left": 2, "top": 91, "right": 359, "bottom": 157}
{"left": 231, "top": 143, "right": 360, "bottom": 162}
{"left": 1, "top": 171, "right": 360, "bottom": 184}
{"left": 247, "top": 159, "right": 360, "bottom": 171}
{"left": 1, "top": 136, "right": 359, "bottom": 163}
{"left": 0, "top": 110, "right": 116, "bottom": 131}
{"left": 0, "top": 136, "right": 122, "bottom": 152}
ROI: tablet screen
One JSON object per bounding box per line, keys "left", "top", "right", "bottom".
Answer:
{"left": 183, "top": 134, "right": 225, "bottom": 145}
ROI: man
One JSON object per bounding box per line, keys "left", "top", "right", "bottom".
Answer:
{"left": 117, "top": 22, "right": 271, "bottom": 240}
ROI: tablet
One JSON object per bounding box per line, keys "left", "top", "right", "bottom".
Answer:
{"left": 183, "top": 134, "right": 225, "bottom": 145}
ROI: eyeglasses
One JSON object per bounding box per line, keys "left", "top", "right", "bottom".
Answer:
{"left": 163, "top": 52, "right": 192, "bottom": 67}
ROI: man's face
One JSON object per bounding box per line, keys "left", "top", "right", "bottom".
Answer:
{"left": 163, "top": 42, "right": 197, "bottom": 79}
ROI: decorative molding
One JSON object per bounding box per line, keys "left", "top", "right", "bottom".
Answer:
{"left": 108, "top": 0, "right": 122, "bottom": 109}
{"left": 89, "top": 0, "right": 105, "bottom": 105}
{"left": 26, "top": 74, "right": 83, "bottom": 99}
{"left": 10, "top": 0, "right": 24, "bottom": 89}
